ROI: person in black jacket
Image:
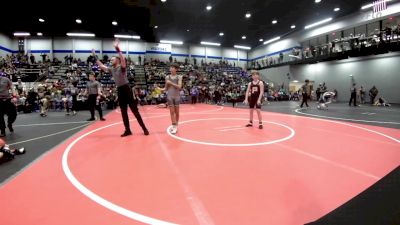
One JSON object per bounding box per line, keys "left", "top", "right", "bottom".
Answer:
{"left": 349, "top": 83, "right": 357, "bottom": 106}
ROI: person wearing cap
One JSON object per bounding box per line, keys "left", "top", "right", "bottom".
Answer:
{"left": 163, "top": 63, "right": 183, "bottom": 134}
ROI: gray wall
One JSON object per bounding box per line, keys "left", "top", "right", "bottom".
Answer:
{"left": 0, "top": 33, "right": 14, "bottom": 57}
{"left": 259, "top": 65, "right": 291, "bottom": 89}
{"left": 284, "top": 53, "right": 400, "bottom": 103}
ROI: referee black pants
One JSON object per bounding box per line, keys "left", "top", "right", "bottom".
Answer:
{"left": 349, "top": 92, "right": 357, "bottom": 106}
{"left": 117, "top": 85, "right": 147, "bottom": 132}
{"left": 88, "top": 94, "right": 103, "bottom": 119}
{"left": 300, "top": 93, "right": 309, "bottom": 108}
{"left": 0, "top": 99, "right": 17, "bottom": 133}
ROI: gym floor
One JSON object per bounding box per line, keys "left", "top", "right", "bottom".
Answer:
{"left": 0, "top": 102, "right": 399, "bottom": 225}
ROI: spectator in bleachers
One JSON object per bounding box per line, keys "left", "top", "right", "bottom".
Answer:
{"left": 40, "top": 53, "right": 47, "bottom": 62}
{"left": 190, "top": 86, "right": 199, "bottom": 104}
{"left": 63, "top": 81, "right": 75, "bottom": 115}
{"left": 15, "top": 78, "right": 26, "bottom": 95}
{"left": 37, "top": 81, "right": 50, "bottom": 117}
{"left": 151, "top": 84, "right": 162, "bottom": 105}
{"left": 64, "top": 55, "right": 69, "bottom": 65}
{"left": 30, "top": 54, "right": 35, "bottom": 64}
{"left": 26, "top": 88, "right": 38, "bottom": 113}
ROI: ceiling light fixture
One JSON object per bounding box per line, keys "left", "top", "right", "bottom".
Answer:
{"left": 259, "top": 39, "right": 264, "bottom": 42}
{"left": 272, "top": 20, "right": 278, "bottom": 24}
{"left": 37, "top": 32, "right": 43, "bottom": 36}
{"left": 112, "top": 21, "right": 118, "bottom": 26}
{"left": 201, "top": 41, "right": 221, "bottom": 46}
{"left": 13, "top": 32, "right": 31, "bottom": 36}
{"left": 245, "top": 12, "right": 251, "bottom": 18}
{"left": 263, "top": 36, "right": 280, "bottom": 45}
{"left": 361, "top": 0, "right": 391, "bottom": 10}
{"left": 66, "top": 33, "right": 95, "bottom": 37}
{"left": 219, "top": 32, "right": 224, "bottom": 36}
{"left": 334, "top": 7, "right": 340, "bottom": 12}
{"left": 160, "top": 40, "right": 183, "bottom": 45}
{"left": 242, "top": 36, "right": 246, "bottom": 39}
{"left": 206, "top": 5, "right": 212, "bottom": 11}
{"left": 114, "top": 34, "right": 140, "bottom": 39}
{"left": 154, "top": 25, "right": 158, "bottom": 29}
{"left": 315, "top": 0, "right": 321, "bottom": 3}
{"left": 304, "top": 17, "right": 333, "bottom": 29}
{"left": 234, "top": 45, "right": 251, "bottom": 50}
{"left": 39, "top": 18, "right": 45, "bottom": 23}
{"left": 76, "top": 19, "right": 82, "bottom": 24}
{"left": 291, "top": 25, "right": 296, "bottom": 29}
{"left": 161, "top": 0, "right": 167, "bottom": 2}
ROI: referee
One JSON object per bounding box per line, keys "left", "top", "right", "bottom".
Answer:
{"left": 0, "top": 73, "right": 17, "bottom": 137}
{"left": 86, "top": 72, "right": 105, "bottom": 121}
{"left": 92, "top": 39, "right": 149, "bottom": 137}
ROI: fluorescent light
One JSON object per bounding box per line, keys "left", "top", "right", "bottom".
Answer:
{"left": 160, "top": 40, "right": 183, "bottom": 45}
{"left": 201, "top": 41, "right": 220, "bottom": 46}
{"left": 361, "top": 3, "right": 374, "bottom": 9}
{"left": 234, "top": 45, "right": 251, "bottom": 50}
{"left": 66, "top": 33, "right": 95, "bottom": 37}
{"left": 39, "top": 18, "right": 45, "bottom": 23}
{"left": 259, "top": 39, "right": 264, "bottom": 42}
{"left": 76, "top": 19, "right": 82, "bottom": 24}
{"left": 112, "top": 21, "right": 118, "bottom": 26}
{"left": 291, "top": 25, "right": 296, "bottom": 29}
{"left": 245, "top": 13, "right": 251, "bottom": 18}
{"left": 242, "top": 36, "right": 246, "bottom": 39}
{"left": 37, "top": 32, "right": 43, "bottom": 36}
{"left": 305, "top": 17, "right": 332, "bottom": 29}
{"left": 361, "top": 0, "right": 391, "bottom": 9}
{"left": 13, "top": 32, "right": 31, "bottom": 36}
{"left": 315, "top": 0, "right": 321, "bottom": 3}
{"left": 114, "top": 34, "right": 140, "bottom": 39}
{"left": 263, "top": 36, "right": 280, "bottom": 45}
{"left": 272, "top": 20, "right": 278, "bottom": 24}
{"left": 334, "top": 7, "right": 340, "bottom": 12}
{"left": 219, "top": 32, "right": 224, "bottom": 36}
{"left": 206, "top": 5, "right": 212, "bottom": 11}
{"left": 292, "top": 80, "right": 299, "bottom": 83}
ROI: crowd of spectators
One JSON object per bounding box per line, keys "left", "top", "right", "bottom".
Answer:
{"left": 250, "top": 20, "right": 400, "bottom": 70}
{"left": 0, "top": 50, "right": 393, "bottom": 118}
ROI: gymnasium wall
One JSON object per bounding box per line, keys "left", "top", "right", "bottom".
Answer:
{"left": 260, "top": 52, "right": 400, "bottom": 103}
{"left": 2, "top": 35, "right": 249, "bottom": 67}
{"left": 0, "top": 33, "right": 16, "bottom": 57}
{"left": 259, "top": 65, "right": 291, "bottom": 89}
